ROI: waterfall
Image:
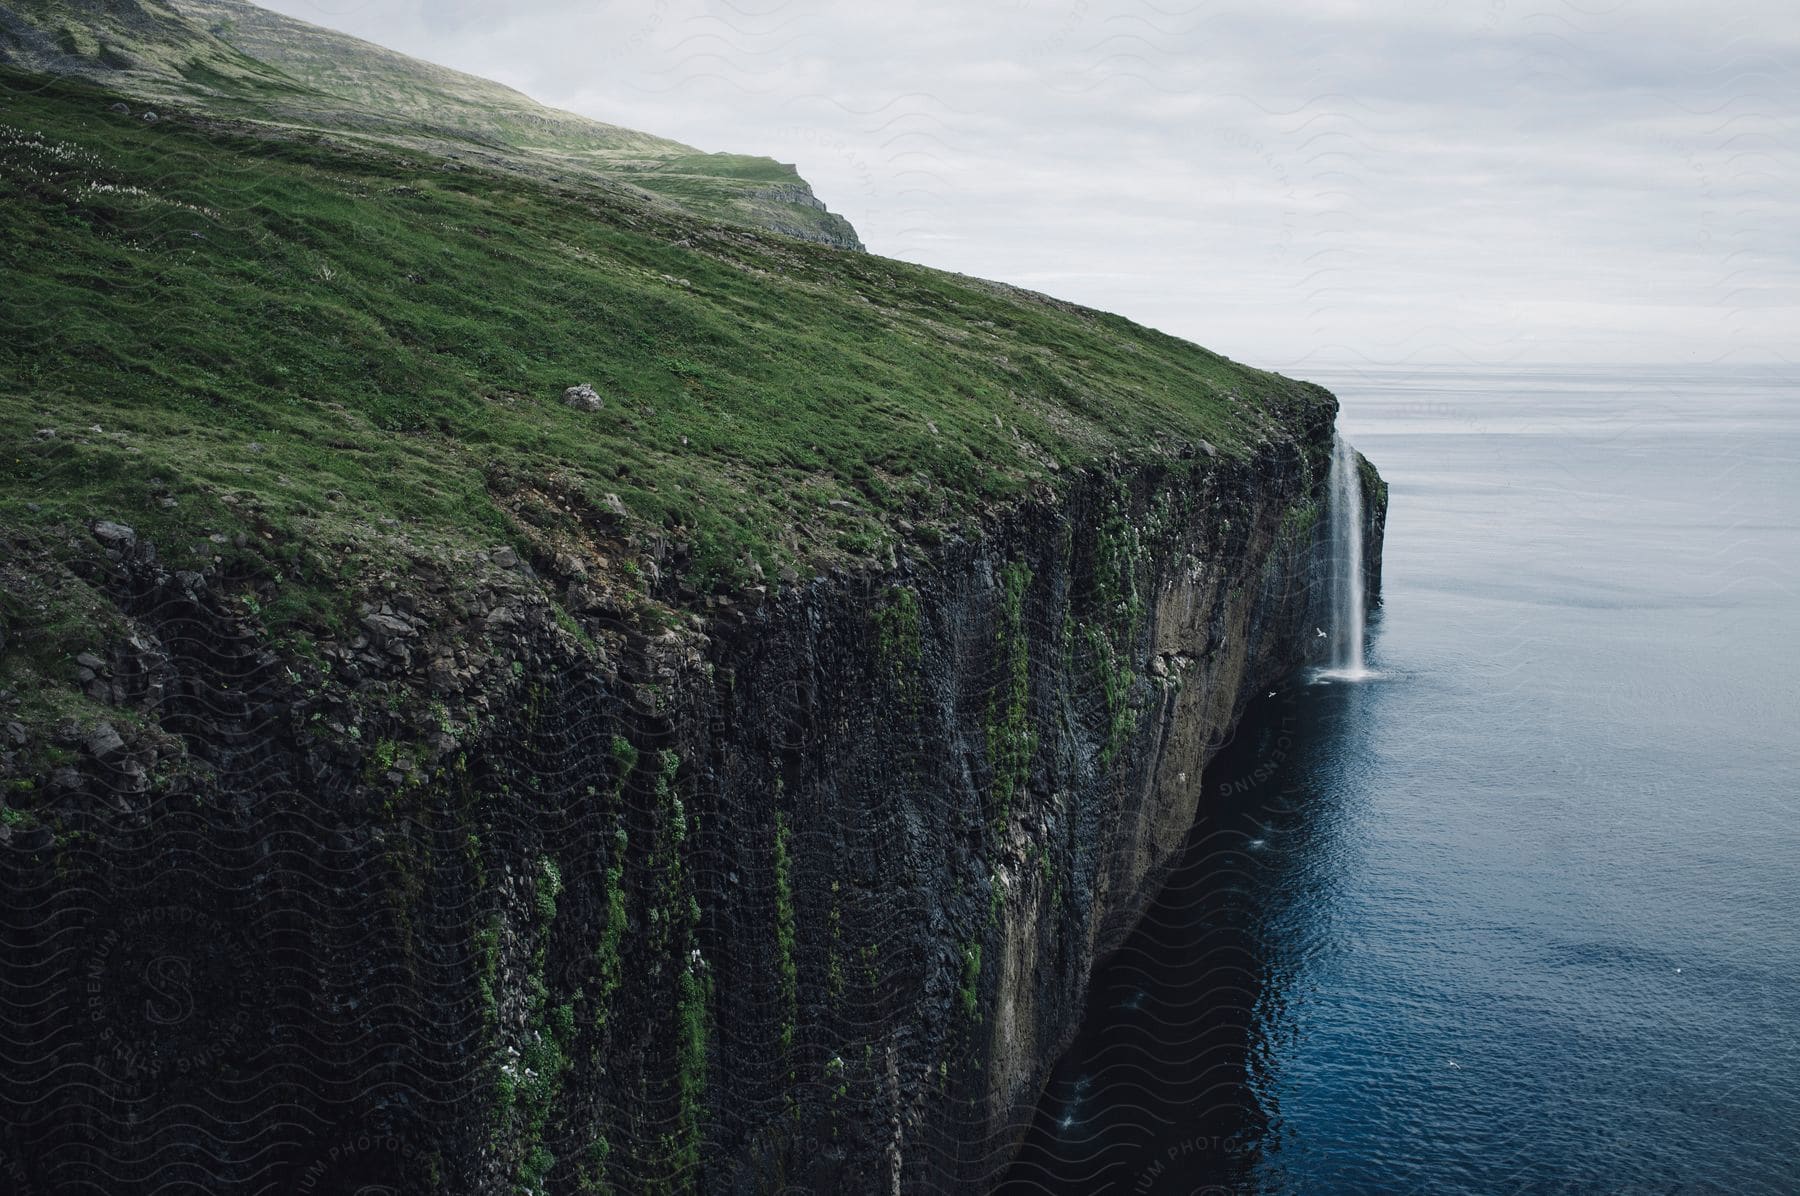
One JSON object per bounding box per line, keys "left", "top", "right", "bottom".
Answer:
{"left": 1326, "top": 431, "right": 1370, "bottom": 679}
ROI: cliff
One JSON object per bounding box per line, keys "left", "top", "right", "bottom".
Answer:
{"left": 0, "top": 438, "right": 1384, "bottom": 1195}
{"left": 0, "top": 45, "right": 1387, "bottom": 1196}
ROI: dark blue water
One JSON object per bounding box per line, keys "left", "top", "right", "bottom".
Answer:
{"left": 1002, "top": 365, "right": 1800, "bottom": 1194}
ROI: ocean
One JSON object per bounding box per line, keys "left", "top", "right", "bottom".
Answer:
{"left": 1001, "top": 364, "right": 1800, "bottom": 1193}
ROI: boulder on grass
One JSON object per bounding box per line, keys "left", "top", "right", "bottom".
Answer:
{"left": 561, "top": 383, "right": 604, "bottom": 412}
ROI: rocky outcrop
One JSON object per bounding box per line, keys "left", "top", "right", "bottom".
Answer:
{"left": 0, "top": 414, "right": 1383, "bottom": 1193}
{"left": 561, "top": 383, "right": 606, "bottom": 412}
{"left": 744, "top": 182, "right": 867, "bottom": 251}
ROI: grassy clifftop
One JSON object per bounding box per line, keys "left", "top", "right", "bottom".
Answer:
{"left": 0, "top": 61, "right": 1328, "bottom": 568}
{"left": 0, "top": 58, "right": 1332, "bottom": 757}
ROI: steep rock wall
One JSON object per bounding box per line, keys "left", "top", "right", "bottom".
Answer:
{"left": 0, "top": 422, "right": 1384, "bottom": 1194}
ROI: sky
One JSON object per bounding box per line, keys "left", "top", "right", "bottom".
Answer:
{"left": 260, "top": 0, "right": 1798, "bottom": 370}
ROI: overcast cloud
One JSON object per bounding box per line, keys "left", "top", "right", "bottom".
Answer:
{"left": 263, "top": 0, "right": 1797, "bottom": 368}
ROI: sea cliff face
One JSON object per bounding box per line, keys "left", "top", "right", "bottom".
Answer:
{"left": 0, "top": 411, "right": 1384, "bottom": 1193}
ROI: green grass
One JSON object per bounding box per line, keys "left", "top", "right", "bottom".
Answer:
{"left": 1, "top": 0, "right": 860, "bottom": 244}
{"left": 959, "top": 941, "right": 982, "bottom": 1019}
{"left": 651, "top": 153, "right": 802, "bottom": 183}
{"left": 1, "top": 70, "right": 1319, "bottom": 543}
{"left": 985, "top": 562, "right": 1033, "bottom": 828}
{"left": 772, "top": 811, "right": 798, "bottom": 1057}
{"left": 0, "top": 66, "right": 1331, "bottom": 739}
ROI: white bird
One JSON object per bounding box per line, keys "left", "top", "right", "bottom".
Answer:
{"left": 1447, "top": 1060, "right": 1461, "bottom": 1070}
{"left": 1267, "top": 690, "right": 1277, "bottom": 698}
{"left": 1315, "top": 627, "right": 1327, "bottom": 638}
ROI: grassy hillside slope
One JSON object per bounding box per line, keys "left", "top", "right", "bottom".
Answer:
{"left": 0, "top": 0, "right": 864, "bottom": 245}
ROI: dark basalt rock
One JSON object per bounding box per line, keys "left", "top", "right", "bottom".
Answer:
{"left": 0, "top": 431, "right": 1384, "bottom": 1193}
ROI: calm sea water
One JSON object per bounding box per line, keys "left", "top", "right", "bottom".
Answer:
{"left": 1001, "top": 365, "right": 1800, "bottom": 1194}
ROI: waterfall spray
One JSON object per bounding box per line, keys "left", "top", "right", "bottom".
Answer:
{"left": 1326, "top": 432, "right": 1370, "bottom": 679}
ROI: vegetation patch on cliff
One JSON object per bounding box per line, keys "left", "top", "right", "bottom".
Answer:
{"left": 985, "top": 561, "right": 1035, "bottom": 828}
